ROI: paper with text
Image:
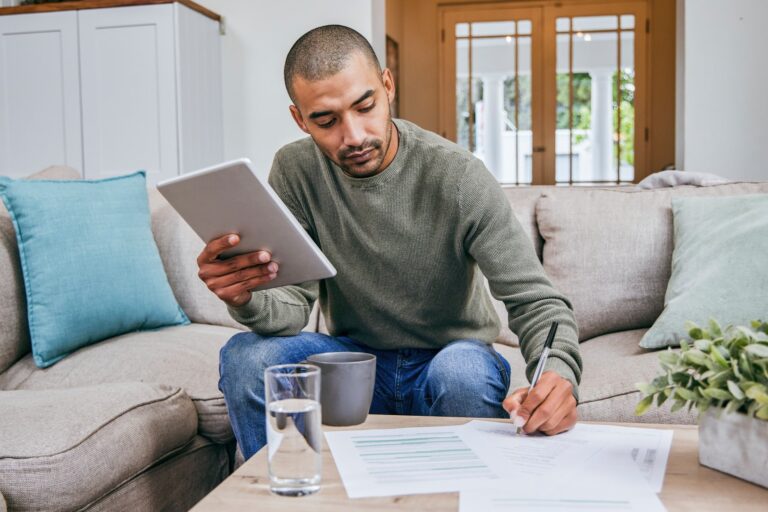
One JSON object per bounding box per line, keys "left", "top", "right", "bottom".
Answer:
{"left": 325, "top": 426, "right": 499, "bottom": 499}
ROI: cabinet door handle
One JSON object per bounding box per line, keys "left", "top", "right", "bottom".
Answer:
{"left": 532, "top": 146, "right": 546, "bottom": 153}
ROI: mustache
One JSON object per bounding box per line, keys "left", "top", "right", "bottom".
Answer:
{"left": 338, "top": 139, "right": 383, "bottom": 160}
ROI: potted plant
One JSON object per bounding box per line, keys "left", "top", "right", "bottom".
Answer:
{"left": 636, "top": 319, "right": 768, "bottom": 489}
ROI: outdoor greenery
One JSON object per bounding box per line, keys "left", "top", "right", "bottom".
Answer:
{"left": 636, "top": 320, "right": 768, "bottom": 420}
{"left": 556, "top": 72, "right": 592, "bottom": 133}
{"left": 456, "top": 69, "right": 636, "bottom": 167}
{"left": 614, "top": 70, "right": 635, "bottom": 166}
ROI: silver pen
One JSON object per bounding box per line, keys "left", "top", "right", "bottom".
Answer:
{"left": 513, "top": 321, "right": 559, "bottom": 434}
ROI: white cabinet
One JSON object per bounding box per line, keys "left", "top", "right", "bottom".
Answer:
{"left": 0, "top": 3, "right": 223, "bottom": 183}
{"left": 0, "top": 11, "right": 83, "bottom": 177}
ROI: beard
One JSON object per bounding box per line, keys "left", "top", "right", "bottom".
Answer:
{"left": 335, "top": 117, "right": 394, "bottom": 178}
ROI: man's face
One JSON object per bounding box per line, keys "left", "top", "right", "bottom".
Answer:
{"left": 289, "top": 52, "right": 397, "bottom": 178}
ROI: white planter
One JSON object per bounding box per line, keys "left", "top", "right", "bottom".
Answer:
{"left": 698, "top": 408, "right": 768, "bottom": 489}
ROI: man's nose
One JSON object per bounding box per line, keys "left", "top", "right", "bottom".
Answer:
{"left": 341, "top": 118, "right": 366, "bottom": 148}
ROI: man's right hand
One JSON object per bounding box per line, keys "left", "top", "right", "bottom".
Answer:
{"left": 196, "top": 234, "right": 278, "bottom": 307}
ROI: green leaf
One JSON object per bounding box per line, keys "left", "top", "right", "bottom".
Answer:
{"left": 736, "top": 326, "right": 757, "bottom": 340}
{"left": 701, "top": 388, "right": 732, "bottom": 401}
{"left": 756, "top": 404, "right": 768, "bottom": 420}
{"left": 727, "top": 380, "right": 745, "bottom": 400}
{"left": 683, "top": 349, "right": 710, "bottom": 368}
{"left": 745, "top": 384, "right": 768, "bottom": 405}
{"left": 708, "top": 318, "right": 723, "bottom": 337}
{"left": 745, "top": 344, "right": 768, "bottom": 358}
{"left": 635, "top": 395, "right": 654, "bottom": 416}
{"left": 694, "top": 339, "right": 712, "bottom": 352}
{"left": 636, "top": 383, "right": 656, "bottom": 395}
{"left": 656, "top": 392, "right": 669, "bottom": 407}
{"left": 670, "top": 400, "right": 686, "bottom": 413}
{"left": 659, "top": 351, "right": 680, "bottom": 366}
{"left": 675, "top": 388, "right": 697, "bottom": 401}
{"left": 710, "top": 347, "right": 729, "bottom": 369}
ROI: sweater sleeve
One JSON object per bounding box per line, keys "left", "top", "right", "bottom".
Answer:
{"left": 458, "top": 158, "right": 583, "bottom": 400}
{"left": 225, "top": 152, "right": 320, "bottom": 336}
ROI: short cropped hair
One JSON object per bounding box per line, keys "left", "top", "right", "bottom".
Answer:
{"left": 284, "top": 25, "right": 381, "bottom": 103}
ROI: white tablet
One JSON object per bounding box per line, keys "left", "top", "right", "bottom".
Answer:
{"left": 157, "top": 158, "right": 336, "bottom": 291}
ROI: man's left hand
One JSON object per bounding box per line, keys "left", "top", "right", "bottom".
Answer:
{"left": 502, "top": 371, "right": 577, "bottom": 435}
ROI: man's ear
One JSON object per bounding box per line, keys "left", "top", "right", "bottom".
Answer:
{"left": 289, "top": 104, "right": 310, "bottom": 134}
{"left": 381, "top": 68, "right": 396, "bottom": 106}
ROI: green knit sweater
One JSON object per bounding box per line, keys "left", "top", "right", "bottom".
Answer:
{"left": 228, "top": 119, "right": 582, "bottom": 395}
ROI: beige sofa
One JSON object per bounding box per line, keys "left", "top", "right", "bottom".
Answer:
{"left": 1, "top": 165, "right": 766, "bottom": 511}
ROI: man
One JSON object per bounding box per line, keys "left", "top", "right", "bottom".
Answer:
{"left": 197, "top": 25, "right": 582, "bottom": 459}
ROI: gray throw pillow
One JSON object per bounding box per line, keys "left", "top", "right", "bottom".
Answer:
{"left": 640, "top": 194, "right": 768, "bottom": 348}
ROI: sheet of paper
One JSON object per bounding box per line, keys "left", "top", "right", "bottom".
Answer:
{"left": 325, "top": 425, "right": 501, "bottom": 498}
{"left": 460, "top": 484, "right": 667, "bottom": 512}
{"left": 577, "top": 423, "right": 674, "bottom": 493}
{"left": 460, "top": 421, "right": 672, "bottom": 493}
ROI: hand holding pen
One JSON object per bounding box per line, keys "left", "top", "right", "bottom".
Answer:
{"left": 502, "top": 321, "right": 579, "bottom": 436}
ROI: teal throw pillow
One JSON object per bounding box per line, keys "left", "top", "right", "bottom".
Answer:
{"left": 640, "top": 194, "right": 768, "bottom": 349}
{"left": 0, "top": 171, "right": 189, "bottom": 368}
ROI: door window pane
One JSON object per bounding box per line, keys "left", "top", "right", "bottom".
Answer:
{"left": 455, "top": 20, "right": 533, "bottom": 184}
{"left": 556, "top": 16, "right": 634, "bottom": 184}
{"left": 572, "top": 15, "right": 618, "bottom": 31}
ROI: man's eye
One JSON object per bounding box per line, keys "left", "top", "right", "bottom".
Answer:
{"left": 317, "top": 119, "right": 335, "bottom": 128}
{"left": 359, "top": 103, "right": 375, "bottom": 113}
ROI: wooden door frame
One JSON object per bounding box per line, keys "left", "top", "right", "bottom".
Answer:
{"left": 439, "top": 0, "right": 650, "bottom": 184}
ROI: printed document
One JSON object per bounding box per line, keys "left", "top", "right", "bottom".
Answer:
{"left": 325, "top": 426, "right": 499, "bottom": 498}
{"left": 460, "top": 484, "right": 667, "bottom": 512}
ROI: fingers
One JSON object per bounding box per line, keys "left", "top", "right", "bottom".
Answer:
{"left": 195, "top": 235, "right": 278, "bottom": 306}
{"left": 514, "top": 371, "right": 577, "bottom": 435}
{"left": 543, "top": 406, "right": 578, "bottom": 436}
{"left": 196, "top": 234, "right": 240, "bottom": 266}
{"left": 212, "top": 271, "right": 278, "bottom": 305}
{"left": 514, "top": 372, "right": 558, "bottom": 432}
{"left": 204, "top": 261, "right": 278, "bottom": 290}
{"left": 523, "top": 378, "right": 572, "bottom": 434}
{"left": 502, "top": 388, "right": 528, "bottom": 428}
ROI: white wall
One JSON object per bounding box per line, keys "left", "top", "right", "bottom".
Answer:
{"left": 678, "top": 0, "right": 768, "bottom": 180}
{"left": 197, "top": 0, "right": 385, "bottom": 179}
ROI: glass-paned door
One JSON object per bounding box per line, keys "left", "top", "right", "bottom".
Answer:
{"left": 440, "top": 1, "right": 647, "bottom": 185}
{"left": 556, "top": 14, "right": 637, "bottom": 184}
{"left": 442, "top": 8, "right": 542, "bottom": 185}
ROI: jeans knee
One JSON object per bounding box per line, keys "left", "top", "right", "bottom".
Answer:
{"left": 219, "top": 332, "right": 294, "bottom": 389}
{"left": 427, "top": 340, "right": 508, "bottom": 396}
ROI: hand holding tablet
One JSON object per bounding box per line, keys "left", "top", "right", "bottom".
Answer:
{"left": 157, "top": 158, "right": 336, "bottom": 305}
{"left": 195, "top": 233, "right": 279, "bottom": 307}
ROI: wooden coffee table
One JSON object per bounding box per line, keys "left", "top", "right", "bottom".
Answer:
{"left": 190, "top": 415, "right": 768, "bottom": 511}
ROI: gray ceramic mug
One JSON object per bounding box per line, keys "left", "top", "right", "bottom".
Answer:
{"left": 304, "top": 352, "right": 376, "bottom": 426}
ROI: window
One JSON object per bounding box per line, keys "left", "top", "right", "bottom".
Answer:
{"left": 440, "top": 1, "right": 648, "bottom": 185}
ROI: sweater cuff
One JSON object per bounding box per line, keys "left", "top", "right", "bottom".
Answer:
{"left": 543, "top": 356, "right": 580, "bottom": 403}
{"left": 226, "top": 291, "right": 267, "bottom": 326}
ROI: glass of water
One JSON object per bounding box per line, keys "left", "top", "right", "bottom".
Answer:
{"left": 265, "top": 364, "right": 322, "bottom": 496}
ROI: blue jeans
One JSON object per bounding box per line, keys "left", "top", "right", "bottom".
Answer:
{"left": 218, "top": 332, "right": 511, "bottom": 459}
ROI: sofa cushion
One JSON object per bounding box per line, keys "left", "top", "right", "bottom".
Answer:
{"left": 641, "top": 194, "right": 768, "bottom": 348}
{"left": 0, "top": 382, "right": 197, "bottom": 512}
{"left": 0, "top": 166, "right": 82, "bottom": 374}
{"left": 0, "top": 323, "right": 241, "bottom": 443}
{"left": 494, "top": 329, "right": 696, "bottom": 424}
{"left": 536, "top": 183, "right": 768, "bottom": 341}
{"left": 148, "top": 188, "right": 320, "bottom": 333}
{"left": 85, "top": 436, "right": 229, "bottom": 512}
{"left": 0, "top": 171, "right": 190, "bottom": 368}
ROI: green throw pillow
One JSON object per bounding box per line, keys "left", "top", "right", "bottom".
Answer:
{"left": 640, "top": 194, "right": 768, "bottom": 349}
